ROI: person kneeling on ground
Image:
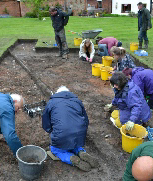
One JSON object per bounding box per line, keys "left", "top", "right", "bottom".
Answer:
{"left": 79, "top": 38, "right": 95, "bottom": 63}
{"left": 98, "top": 37, "right": 122, "bottom": 56}
{"left": 104, "top": 72, "right": 151, "bottom": 130}
{"left": 42, "top": 86, "right": 99, "bottom": 171}
{"left": 122, "top": 67, "right": 153, "bottom": 110}
{"left": 123, "top": 141, "right": 153, "bottom": 181}
{"left": 0, "top": 93, "right": 24, "bottom": 157}
{"left": 110, "top": 47, "right": 136, "bottom": 71}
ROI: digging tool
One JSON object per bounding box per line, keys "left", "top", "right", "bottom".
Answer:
{"left": 42, "top": 42, "right": 50, "bottom": 46}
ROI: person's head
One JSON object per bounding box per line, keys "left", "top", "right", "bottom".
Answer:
{"left": 116, "top": 41, "right": 122, "bottom": 47}
{"left": 84, "top": 38, "right": 92, "bottom": 53}
{"left": 10, "top": 94, "right": 25, "bottom": 113}
{"left": 110, "top": 47, "right": 126, "bottom": 61}
{"left": 110, "top": 72, "right": 128, "bottom": 90}
{"left": 56, "top": 86, "right": 69, "bottom": 93}
{"left": 122, "top": 68, "right": 132, "bottom": 79}
{"left": 132, "top": 156, "right": 153, "bottom": 181}
{"left": 137, "top": 2, "right": 143, "bottom": 10}
{"left": 49, "top": 6, "right": 57, "bottom": 16}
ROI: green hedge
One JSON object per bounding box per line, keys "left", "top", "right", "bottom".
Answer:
{"left": 24, "top": 11, "right": 50, "bottom": 18}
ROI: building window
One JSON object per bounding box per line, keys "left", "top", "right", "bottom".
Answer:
{"left": 97, "top": 1, "right": 102, "bottom": 8}
{"left": 121, "top": 4, "right": 131, "bottom": 13}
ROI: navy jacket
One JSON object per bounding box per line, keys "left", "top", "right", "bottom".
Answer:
{"left": 112, "top": 81, "right": 151, "bottom": 124}
{"left": 51, "top": 9, "right": 70, "bottom": 32}
{"left": 42, "top": 91, "right": 89, "bottom": 150}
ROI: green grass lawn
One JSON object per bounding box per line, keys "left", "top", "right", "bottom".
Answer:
{"left": 0, "top": 16, "right": 153, "bottom": 67}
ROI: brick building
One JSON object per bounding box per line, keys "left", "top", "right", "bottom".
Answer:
{"left": 0, "top": 0, "right": 112, "bottom": 17}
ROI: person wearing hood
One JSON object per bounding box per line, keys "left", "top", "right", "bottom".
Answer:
{"left": 79, "top": 38, "right": 95, "bottom": 63}
{"left": 122, "top": 67, "right": 153, "bottom": 109}
{"left": 104, "top": 72, "right": 151, "bottom": 131}
{"left": 49, "top": 6, "right": 72, "bottom": 59}
{"left": 42, "top": 86, "right": 99, "bottom": 171}
{"left": 110, "top": 47, "right": 136, "bottom": 72}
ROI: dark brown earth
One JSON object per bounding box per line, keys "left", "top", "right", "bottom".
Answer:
{"left": 0, "top": 41, "right": 149, "bottom": 181}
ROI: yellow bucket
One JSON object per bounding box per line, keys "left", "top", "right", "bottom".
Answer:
{"left": 120, "top": 124, "right": 148, "bottom": 153}
{"left": 102, "top": 56, "right": 113, "bottom": 67}
{"left": 130, "top": 42, "right": 138, "bottom": 52}
{"left": 74, "top": 38, "right": 82, "bottom": 46}
{"left": 92, "top": 63, "right": 104, "bottom": 77}
{"left": 100, "top": 66, "right": 113, "bottom": 80}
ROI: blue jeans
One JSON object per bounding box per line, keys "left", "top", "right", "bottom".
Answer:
{"left": 50, "top": 146, "right": 86, "bottom": 165}
{"left": 98, "top": 44, "right": 109, "bottom": 56}
{"left": 138, "top": 27, "right": 148, "bottom": 42}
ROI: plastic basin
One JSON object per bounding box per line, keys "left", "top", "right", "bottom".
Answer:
{"left": 74, "top": 38, "right": 82, "bottom": 46}
{"left": 100, "top": 66, "right": 113, "bottom": 80}
{"left": 92, "top": 63, "right": 104, "bottom": 77}
{"left": 102, "top": 56, "right": 113, "bottom": 66}
{"left": 16, "top": 145, "right": 47, "bottom": 180}
{"left": 120, "top": 124, "right": 148, "bottom": 153}
{"left": 130, "top": 42, "right": 138, "bottom": 52}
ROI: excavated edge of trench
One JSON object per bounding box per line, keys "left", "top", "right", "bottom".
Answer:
{"left": 0, "top": 39, "right": 151, "bottom": 159}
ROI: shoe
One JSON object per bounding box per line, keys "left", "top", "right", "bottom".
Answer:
{"left": 78, "top": 151, "right": 99, "bottom": 168}
{"left": 70, "top": 155, "right": 91, "bottom": 172}
{"left": 62, "top": 54, "right": 68, "bottom": 59}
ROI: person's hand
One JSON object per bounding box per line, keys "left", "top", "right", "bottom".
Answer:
{"left": 126, "top": 121, "right": 134, "bottom": 131}
{"left": 104, "top": 103, "right": 112, "bottom": 112}
{"left": 86, "top": 57, "right": 88, "bottom": 61}
{"left": 89, "top": 58, "right": 92, "bottom": 63}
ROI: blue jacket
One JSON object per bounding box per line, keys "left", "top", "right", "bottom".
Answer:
{"left": 112, "top": 81, "right": 151, "bottom": 124}
{"left": 132, "top": 67, "right": 153, "bottom": 100}
{"left": 0, "top": 93, "right": 22, "bottom": 156}
{"left": 42, "top": 91, "right": 89, "bottom": 150}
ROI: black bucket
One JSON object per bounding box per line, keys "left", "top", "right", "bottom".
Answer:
{"left": 16, "top": 145, "right": 47, "bottom": 180}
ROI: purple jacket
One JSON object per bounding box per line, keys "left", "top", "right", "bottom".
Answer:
{"left": 132, "top": 67, "right": 153, "bottom": 100}
{"left": 112, "top": 81, "right": 151, "bottom": 124}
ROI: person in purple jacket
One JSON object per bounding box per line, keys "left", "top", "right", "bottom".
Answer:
{"left": 105, "top": 72, "right": 151, "bottom": 131}
{"left": 122, "top": 67, "right": 153, "bottom": 109}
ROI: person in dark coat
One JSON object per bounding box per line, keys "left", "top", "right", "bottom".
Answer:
{"left": 137, "top": 2, "right": 152, "bottom": 49}
{"left": 104, "top": 72, "right": 151, "bottom": 130}
{"left": 42, "top": 86, "right": 98, "bottom": 171}
{"left": 0, "top": 93, "right": 24, "bottom": 156}
{"left": 110, "top": 47, "right": 136, "bottom": 71}
{"left": 49, "top": 6, "right": 72, "bottom": 59}
{"left": 122, "top": 67, "right": 153, "bottom": 109}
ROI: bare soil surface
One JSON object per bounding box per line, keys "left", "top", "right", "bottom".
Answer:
{"left": 0, "top": 42, "right": 141, "bottom": 181}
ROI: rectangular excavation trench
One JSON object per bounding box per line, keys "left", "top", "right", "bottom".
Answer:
{"left": 0, "top": 40, "right": 132, "bottom": 181}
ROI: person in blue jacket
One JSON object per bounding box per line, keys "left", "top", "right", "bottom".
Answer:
{"left": 42, "top": 86, "right": 98, "bottom": 171}
{"left": 122, "top": 67, "right": 153, "bottom": 109}
{"left": 104, "top": 72, "right": 151, "bottom": 131}
{"left": 0, "top": 93, "right": 24, "bottom": 156}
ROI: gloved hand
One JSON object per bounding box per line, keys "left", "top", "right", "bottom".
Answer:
{"left": 86, "top": 57, "right": 88, "bottom": 61}
{"left": 104, "top": 103, "right": 112, "bottom": 112}
{"left": 89, "top": 58, "right": 92, "bottom": 63}
{"left": 126, "top": 121, "right": 134, "bottom": 131}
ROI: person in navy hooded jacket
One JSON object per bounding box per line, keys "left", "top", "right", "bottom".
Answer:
{"left": 105, "top": 72, "right": 151, "bottom": 131}
{"left": 42, "top": 86, "right": 98, "bottom": 171}
{"left": 122, "top": 67, "right": 153, "bottom": 109}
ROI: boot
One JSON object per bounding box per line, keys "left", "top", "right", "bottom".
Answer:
{"left": 70, "top": 155, "right": 91, "bottom": 172}
{"left": 138, "top": 41, "right": 142, "bottom": 49}
{"left": 78, "top": 151, "right": 100, "bottom": 168}
{"left": 62, "top": 54, "right": 69, "bottom": 59}
{"left": 144, "top": 40, "right": 148, "bottom": 49}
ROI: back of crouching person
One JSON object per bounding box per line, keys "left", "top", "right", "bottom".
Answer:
{"left": 79, "top": 38, "right": 95, "bottom": 63}
{"left": 110, "top": 47, "right": 136, "bottom": 71}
